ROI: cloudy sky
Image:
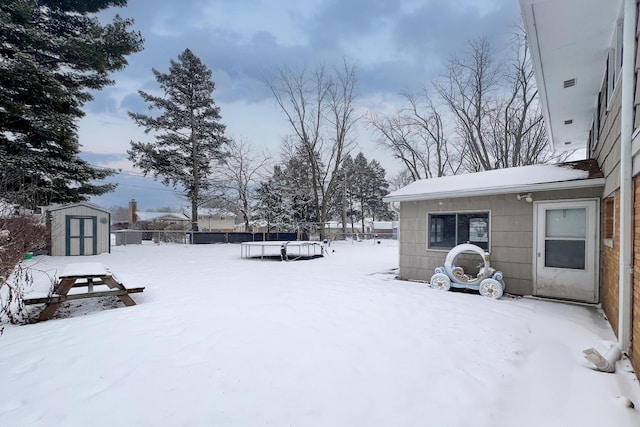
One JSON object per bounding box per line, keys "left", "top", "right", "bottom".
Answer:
{"left": 82, "top": 0, "right": 523, "bottom": 209}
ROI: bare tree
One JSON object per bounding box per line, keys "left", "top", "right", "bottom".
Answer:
{"left": 368, "top": 90, "right": 459, "bottom": 181}
{"left": 435, "top": 34, "right": 571, "bottom": 172}
{"left": 493, "top": 30, "right": 572, "bottom": 166}
{"left": 267, "top": 61, "right": 358, "bottom": 238}
{"left": 434, "top": 38, "right": 500, "bottom": 171}
{"left": 216, "top": 138, "right": 271, "bottom": 231}
{"left": 388, "top": 169, "right": 414, "bottom": 191}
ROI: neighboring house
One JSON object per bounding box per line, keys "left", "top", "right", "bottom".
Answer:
{"left": 127, "top": 199, "right": 191, "bottom": 230}
{"left": 372, "top": 221, "right": 398, "bottom": 238}
{"left": 189, "top": 208, "right": 236, "bottom": 232}
{"left": 47, "top": 202, "right": 111, "bottom": 256}
{"left": 135, "top": 211, "right": 191, "bottom": 228}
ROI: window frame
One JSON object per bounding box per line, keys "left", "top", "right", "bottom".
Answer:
{"left": 603, "top": 195, "right": 615, "bottom": 248}
{"left": 606, "top": 18, "right": 624, "bottom": 109}
{"left": 426, "top": 210, "right": 491, "bottom": 251}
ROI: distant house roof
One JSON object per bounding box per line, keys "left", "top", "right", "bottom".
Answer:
{"left": 196, "top": 208, "right": 236, "bottom": 218}
{"left": 384, "top": 160, "right": 605, "bottom": 202}
{"left": 136, "top": 211, "right": 189, "bottom": 222}
{"left": 179, "top": 207, "right": 237, "bottom": 218}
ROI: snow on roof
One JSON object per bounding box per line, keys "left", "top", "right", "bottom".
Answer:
{"left": 373, "top": 221, "right": 394, "bottom": 229}
{"left": 136, "top": 211, "right": 189, "bottom": 222}
{"left": 47, "top": 202, "right": 110, "bottom": 214}
{"left": 196, "top": 208, "right": 237, "bottom": 217}
{"left": 384, "top": 160, "right": 604, "bottom": 202}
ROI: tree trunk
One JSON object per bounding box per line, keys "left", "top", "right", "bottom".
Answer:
{"left": 191, "top": 128, "right": 199, "bottom": 232}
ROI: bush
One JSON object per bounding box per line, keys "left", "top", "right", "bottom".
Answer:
{"left": 0, "top": 214, "right": 47, "bottom": 327}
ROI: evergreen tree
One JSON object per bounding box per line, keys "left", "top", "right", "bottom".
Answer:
{"left": 282, "top": 148, "right": 318, "bottom": 227}
{"left": 333, "top": 154, "right": 354, "bottom": 233}
{"left": 367, "top": 159, "right": 393, "bottom": 221}
{"left": 346, "top": 153, "right": 392, "bottom": 232}
{"left": 255, "top": 166, "right": 290, "bottom": 231}
{"left": 350, "top": 153, "right": 370, "bottom": 232}
{"left": 0, "top": 0, "right": 144, "bottom": 207}
{"left": 128, "top": 49, "right": 229, "bottom": 231}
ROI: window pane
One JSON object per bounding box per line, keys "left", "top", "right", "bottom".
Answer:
{"left": 545, "top": 240, "right": 586, "bottom": 269}
{"left": 458, "top": 213, "right": 489, "bottom": 249}
{"left": 429, "top": 214, "right": 456, "bottom": 248}
{"left": 545, "top": 208, "right": 586, "bottom": 238}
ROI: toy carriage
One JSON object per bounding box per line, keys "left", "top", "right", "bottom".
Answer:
{"left": 429, "top": 244, "right": 505, "bottom": 299}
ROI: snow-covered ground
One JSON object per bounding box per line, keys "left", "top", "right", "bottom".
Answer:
{"left": 1, "top": 240, "right": 639, "bottom": 427}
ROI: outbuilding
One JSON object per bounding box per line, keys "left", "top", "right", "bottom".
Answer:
{"left": 384, "top": 159, "right": 604, "bottom": 303}
{"left": 47, "top": 202, "right": 111, "bottom": 256}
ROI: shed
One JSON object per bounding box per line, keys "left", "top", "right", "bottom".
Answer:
{"left": 47, "top": 202, "right": 111, "bottom": 256}
{"left": 384, "top": 160, "right": 605, "bottom": 303}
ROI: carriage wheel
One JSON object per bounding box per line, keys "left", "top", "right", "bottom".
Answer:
{"left": 430, "top": 273, "right": 451, "bottom": 291}
{"left": 479, "top": 278, "right": 503, "bottom": 299}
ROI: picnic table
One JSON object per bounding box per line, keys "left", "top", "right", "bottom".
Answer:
{"left": 25, "top": 262, "right": 144, "bottom": 321}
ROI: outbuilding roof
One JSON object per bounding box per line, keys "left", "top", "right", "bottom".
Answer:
{"left": 47, "top": 202, "right": 110, "bottom": 214}
{"left": 383, "top": 160, "right": 604, "bottom": 202}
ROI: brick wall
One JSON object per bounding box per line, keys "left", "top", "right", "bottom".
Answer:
{"left": 632, "top": 177, "right": 640, "bottom": 376}
{"left": 601, "top": 190, "right": 620, "bottom": 335}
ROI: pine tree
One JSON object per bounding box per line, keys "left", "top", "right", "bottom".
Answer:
{"left": 347, "top": 153, "right": 392, "bottom": 232}
{"left": 255, "top": 166, "right": 289, "bottom": 231}
{"left": 0, "top": 0, "right": 144, "bottom": 207}
{"left": 367, "top": 159, "right": 392, "bottom": 221}
{"left": 128, "top": 49, "right": 229, "bottom": 231}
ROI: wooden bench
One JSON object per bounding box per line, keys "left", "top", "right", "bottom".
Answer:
{"left": 24, "top": 262, "right": 145, "bottom": 321}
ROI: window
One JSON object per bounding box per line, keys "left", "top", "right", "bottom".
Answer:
{"left": 603, "top": 196, "right": 615, "bottom": 240}
{"left": 607, "top": 18, "right": 624, "bottom": 107}
{"left": 428, "top": 212, "right": 490, "bottom": 250}
{"left": 591, "top": 94, "right": 601, "bottom": 150}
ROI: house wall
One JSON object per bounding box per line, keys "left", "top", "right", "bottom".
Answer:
{"left": 398, "top": 187, "right": 602, "bottom": 295}
{"left": 634, "top": 4, "right": 640, "bottom": 385}
{"left": 198, "top": 217, "right": 236, "bottom": 232}
{"left": 633, "top": 178, "right": 640, "bottom": 374}
{"left": 601, "top": 190, "right": 621, "bottom": 335}
{"left": 49, "top": 205, "right": 110, "bottom": 256}
{"left": 593, "top": 81, "right": 622, "bottom": 197}
{"left": 591, "top": 2, "right": 640, "bottom": 381}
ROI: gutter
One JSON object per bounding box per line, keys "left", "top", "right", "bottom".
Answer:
{"left": 618, "top": 0, "right": 636, "bottom": 351}
{"left": 383, "top": 178, "right": 605, "bottom": 203}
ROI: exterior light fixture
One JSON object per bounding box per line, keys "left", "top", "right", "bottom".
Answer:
{"left": 516, "top": 193, "right": 533, "bottom": 203}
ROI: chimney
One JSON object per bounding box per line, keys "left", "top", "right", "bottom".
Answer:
{"left": 128, "top": 199, "right": 137, "bottom": 226}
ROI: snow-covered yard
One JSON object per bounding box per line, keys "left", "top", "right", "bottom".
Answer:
{"left": 1, "top": 240, "right": 639, "bottom": 427}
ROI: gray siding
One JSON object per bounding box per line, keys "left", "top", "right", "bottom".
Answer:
{"left": 398, "top": 187, "right": 603, "bottom": 296}
{"left": 592, "top": 73, "right": 623, "bottom": 196}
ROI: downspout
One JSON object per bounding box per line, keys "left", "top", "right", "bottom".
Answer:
{"left": 618, "top": 0, "right": 636, "bottom": 351}
{"left": 389, "top": 201, "right": 401, "bottom": 265}
{"left": 389, "top": 201, "right": 400, "bottom": 241}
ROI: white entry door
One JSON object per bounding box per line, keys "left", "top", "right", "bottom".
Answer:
{"left": 534, "top": 200, "right": 598, "bottom": 303}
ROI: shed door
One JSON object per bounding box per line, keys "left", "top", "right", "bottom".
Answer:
{"left": 534, "top": 200, "right": 598, "bottom": 303}
{"left": 67, "top": 216, "right": 97, "bottom": 256}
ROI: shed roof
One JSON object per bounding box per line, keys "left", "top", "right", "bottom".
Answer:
{"left": 383, "top": 160, "right": 604, "bottom": 202}
{"left": 47, "top": 202, "right": 110, "bottom": 214}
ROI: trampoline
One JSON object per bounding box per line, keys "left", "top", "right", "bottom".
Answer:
{"left": 240, "top": 241, "right": 325, "bottom": 261}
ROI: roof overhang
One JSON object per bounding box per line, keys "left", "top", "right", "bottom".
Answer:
{"left": 383, "top": 178, "right": 604, "bottom": 203}
{"left": 383, "top": 161, "right": 604, "bottom": 203}
{"left": 519, "top": 0, "right": 622, "bottom": 152}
